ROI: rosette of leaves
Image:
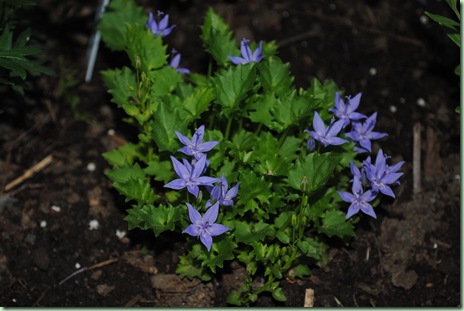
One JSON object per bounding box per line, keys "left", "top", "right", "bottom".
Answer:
{"left": 100, "top": 0, "right": 359, "bottom": 306}
{"left": 0, "top": 0, "right": 52, "bottom": 94}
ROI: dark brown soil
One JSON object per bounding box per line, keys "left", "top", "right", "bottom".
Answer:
{"left": 0, "top": 0, "right": 460, "bottom": 307}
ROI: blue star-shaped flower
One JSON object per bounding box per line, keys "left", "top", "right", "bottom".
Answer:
{"left": 305, "top": 111, "right": 348, "bottom": 147}
{"left": 164, "top": 155, "right": 218, "bottom": 197}
{"left": 175, "top": 125, "right": 219, "bottom": 161}
{"left": 208, "top": 174, "right": 240, "bottom": 207}
{"left": 330, "top": 92, "right": 367, "bottom": 128}
{"left": 228, "top": 38, "right": 264, "bottom": 65}
{"left": 363, "top": 149, "right": 404, "bottom": 198}
{"left": 183, "top": 202, "right": 231, "bottom": 251}
{"left": 346, "top": 112, "right": 388, "bottom": 153}
{"left": 338, "top": 176, "right": 378, "bottom": 219}
{"left": 146, "top": 11, "right": 175, "bottom": 37}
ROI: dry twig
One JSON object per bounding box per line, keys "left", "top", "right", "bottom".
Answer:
{"left": 4, "top": 154, "right": 53, "bottom": 192}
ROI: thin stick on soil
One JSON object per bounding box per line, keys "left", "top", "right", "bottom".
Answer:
{"left": 59, "top": 258, "right": 119, "bottom": 285}
{"left": 413, "top": 123, "right": 421, "bottom": 194}
{"left": 4, "top": 154, "right": 53, "bottom": 192}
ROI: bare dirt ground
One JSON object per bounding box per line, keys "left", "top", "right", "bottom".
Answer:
{"left": 0, "top": 0, "right": 460, "bottom": 307}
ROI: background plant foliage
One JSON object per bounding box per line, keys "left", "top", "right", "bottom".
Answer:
{"left": 100, "top": 0, "right": 366, "bottom": 305}
{"left": 0, "top": 0, "right": 52, "bottom": 94}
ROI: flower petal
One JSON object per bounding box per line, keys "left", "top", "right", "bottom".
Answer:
{"left": 204, "top": 202, "right": 220, "bottom": 224}
{"left": 200, "top": 232, "right": 213, "bottom": 251}
{"left": 186, "top": 203, "right": 202, "bottom": 225}
{"left": 209, "top": 223, "right": 231, "bottom": 236}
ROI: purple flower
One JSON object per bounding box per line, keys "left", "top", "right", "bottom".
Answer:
{"left": 164, "top": 155, "right": 218, "bottom": 197}
{"left": 304, "top": 111, "right": 348, "bottom": 147}
{"left": 338, "top": 176, "right": 378, "bottom": 219}
{"left": 169, "top": 51, "right": 190, "bottom": 74}
{"left": 146, "top": 11, "right": 175, "bottom": 37}
{"left": 228, "top": 38, "right": 264, "bottom": 65}
{"left": 346, "top": 112, "right": 388, "bottom": 153}
{"left": 330, "top": 92, "right": 367, "bottom": 128}
{"left": 183, "top": 202, "right": 231, "bottom": 251}
{"left": 363, "top": 149, "right": 405, "bottom": 198}
{"left": 208, "top": 174, "right": 240, "bottom": 207}
{"left": 175, "top": 125, "right": 219, "bottom": 160}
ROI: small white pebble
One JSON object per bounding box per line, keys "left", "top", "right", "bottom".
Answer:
{"left": 12, "top": 298, "right": 16, "bottom": 303}
{"left": 369, "top": 67, "right": 377, "bottom": 76}
{"left": 454, "top": 174, "right": 460, "bottom": 182}
{"left": 433, "top": 243, "right": 438, "bottom": 249}
{"left": 389, "top": 105, "right": 397, "bottom": 113}
{"left": 89, "top": 219, "right": 100, "bottom": 230}
{"left": 399, "top": 97, "right": 406, "bottom": 104}
{"left": 75, "top": 262, "right": 81, "bottom": 269}
{"left": 107, "top": 128, "right": 115, "bottom": 136}
{"left": 51, "top": 205, "right": 61, "bottom": 213}
{"left": 87, "top": 162, "right": 96, "bottom": 172}
{"left": 417, "top": 98, "right": 426, "bottom": 107}
{"left": 116, "top": 230, "right": 127, "bottom": 239}
{"left": 419, "top": 15, "right": 428, "bottom": 25}
{"left": 40, "top": 220, "right": 47, "bottom": 228}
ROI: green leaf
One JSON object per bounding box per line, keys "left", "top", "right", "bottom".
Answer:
{"left": 319, "top": 210, "right": 356, "bottom": 238}
{"left": 424, "top": 11, "right": 459, "bottom": 30}
{"left": 144, "top": 157, "right": 173, "bottom": 182}
{"left": 182, "top": 86, "right": 215, "bottom": 121}
{"left": 258, "top": 56, "right": 293, "bottom": 95}
{"left": 236, "top": 170, "right": 272, "bottom": 208}
{"left": 102, "top": 143, "right": 142, "bottom": 167}
{"left": 213, "top": 63, "right": 256, "bottom": 116}
{"left": 125, "top": 203, "right": 183, "bottom": 236}
{"left": 198, "top": 235, "right": 237, "bottom": 273}
{"left": 276, "top": 230, "right": 290, "bottom": 244}
{"left": 201, "top": 7, "right": 237, "bottom": 66}
{"left": 126, "top": 24, "right": 167, "bottom": 72}
{"left": 177, "top": 251, "right": 212, "bottom": 282}
{"left": 113, "top": 177, "right": 158, "bottom": 204}
{"left": 287, "top": 153, "right": 342, "bottom": 192}
{"left": 99, "top": 0, "right": 146, "bottom": 51}
{"left": 297, "top": 238, "right": 321, "bottom": 260}
{"left": 106, "top": 162, "right": 146, "bottom": 183}
{"left": 291, "top": 263, "right": 312, "bottom": 278}
{"left": 272, "top": 287, "right": 287, "bottom": 302}
{"left": 150, "top": 98, "right": 189, "bottom": 152}
{"left": 148, "top": 65, "right": 183, "bottom": 96}
{"left": 101, "top": 67, "right": 137, "bottom": 108}
{"left": 234, "top": 221, "right": 274, "bottom": 244}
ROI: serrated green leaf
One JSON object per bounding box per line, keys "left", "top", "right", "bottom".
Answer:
{"left": 126, "top": 24, "right": 167, "bottom": 72}
{"left": 113, "top": 177, "right": 158, "bottom": 204}
{"left": 125, "top": 203, "right": 183, "bottom": 236}
{"left": 148, "top": 65, "right": 183, "bottom": 96}
{"left": 103, "top": 143, "right": 143, "bottom": 167}
{"left": 213, "top": 63, "right": 256, "bottom": 116}
{"left": 198, "top": 235, "right": 237, "bottom": 273}
{"left": 287, "top": 153, "right": 342, "bottom": 192}
{"left": 236, "top": 170, "right": 272, "bottom": 208}
{"left": 258, "top": 56, "right": 293, "bottom": 95}
{"left": 177, "top": 252, "right": 212, "bottom": 282}
{"left": 101, "top": 67, "right": 137, "bottom": 108}
{"left": 319, "top": 210, "right": 356, "bottom": 238}
{"left": 144, "top": 157, "right": 173, "bottom": 182}
{"left": 201, "top": 7, "right": 237, "bottom": 66}
{"left": 234, "top": 221, "right": 273, "bottom": 244}
{"left": 106, "top": 162, "right": 146, "bottom": 183}
{"left": 100, "top": 0, "right": 146, "bottom": 51}
{"left": 150, "top": 98, "right": 188, "bottom": 152}
{"left": 182, "top": 86, "right": 215, "bottom": 120}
